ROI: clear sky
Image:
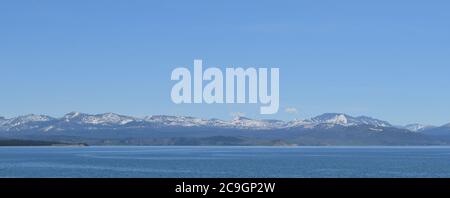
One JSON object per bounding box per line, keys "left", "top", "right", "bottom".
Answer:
{"left": 1, "top": 0, "right": 449, "bottom": 126}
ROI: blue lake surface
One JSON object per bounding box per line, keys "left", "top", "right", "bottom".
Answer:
{"left": 1, "top": 146, "right": 450, "bottom": 178}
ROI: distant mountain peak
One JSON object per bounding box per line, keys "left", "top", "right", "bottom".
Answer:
{"left": 1, "top": 114, "right": 54, "bottom": 129}
{"left": 87, "top": 113, "right": 135, "bottom": 125}
{"left": 63, "top": 112, "right": 90, "bottom": 123}
{"left": 15, "top": 114, "right": 54, "bottom": 122}
{"left": 62, "top": 112, "right": 135, "bottom": 125}
{"left": 404, "top": 123, "right": 435, "bottom": 132}
{"left": 310, "top": 113, "right": 391, "bottom": 127}
{"left": 311, "top": 113, "right": 350, "bottom": 125}
{"left": 229, "top": 116, "right": 284, "bottom": 129}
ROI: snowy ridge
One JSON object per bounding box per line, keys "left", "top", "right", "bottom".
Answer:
{"left": 144, "top": 115, "right": 212, "bottom": 127}
{"left": 309, "top": 113, "right": 391, "bottom": 127}
{"left": 0, "top": 112, "right": 444, "bottom": 132}
{"left": 404, "top": 124, "right": 436, "bottom": 132}
{"left": 3, "top": 114, "right": 54, "bottom": 127}
{"left": 228, "top": 116, "right": 286, "bottom": 129}
{"left": 63, "top": 112, "right": 135, "bottom": 125}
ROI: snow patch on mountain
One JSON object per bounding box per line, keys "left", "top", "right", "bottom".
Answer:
{"left": 63, "top": 112, "right": 135, "bottom": 125}
{"left": 369, "top": 128, "right": 384, "bottom": 132}
{"left": 311, "top": 113, "right": 350, "bottom": 125}
{"left": 229, "top": 116, "right": 285, "bottom": 129}
{"left": 144, "top": 115, "right": 212, "bottom": 127}
{"left": 309, "top": 113, "right": 391, "bottom": 127}
{"left": 355, "top": 116, "right": 391, "bottom": 127}
{"left": 404, "top": 124, "right": 435, "bottom": 132}
{"left": 84, "top": 113, "right": 135, "bottom": 125}
{"left": 4, "top": 114, "right": 54, "bottom": 127}
{"left": 285, "top": 119, "right": 315, "bottom": 129}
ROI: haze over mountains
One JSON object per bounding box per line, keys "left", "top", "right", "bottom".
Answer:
{"left": 0, "top": 112, "right": 449, "bottom": 146}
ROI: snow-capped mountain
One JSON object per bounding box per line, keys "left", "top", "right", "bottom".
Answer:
{"left": 1, "top": 114, "right": 55, "bottom": 130}
{"left": 354, "top": 116, "right": 392, "bottom": 127}
{"left": 310, "top": 113, "right": 351, "bottom": 125}
{"left": 0, "top": 112, "right": 444, "bottom": 133}
{"left": 306, "top": 113, "right": 391, "bottom": 128}
{"left": 141, "top": 115, "right": 285, "bottom": 129}
{"left": 228, "top": 116, "right": 285, "bottom": 129}
{"left": 6, "top": 114, "right": 54, "bottom": 125}
{"left": 285, "top": 119, "right": 315, "bottom": 129}
{"left": 0, "top": 115, "right": 53, "bottom": 131}
{"left": 144, "top": 115, "right": 212, "bottom": 127}
{"left": 404, "top": 124, "right": 436, "bottom": 132}
{"left": 1, "top": 112, "right": 449, "bottom": 146}
{"left": 63, "top": 112, "right": 135, "bottom": 125}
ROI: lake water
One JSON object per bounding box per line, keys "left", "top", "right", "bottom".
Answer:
{"left": 0, "top": 146, "right": 450, "bottom": 178}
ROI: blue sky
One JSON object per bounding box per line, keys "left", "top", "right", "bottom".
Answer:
{"left": 1, "top": 0, "right": 449, "bottom": 125}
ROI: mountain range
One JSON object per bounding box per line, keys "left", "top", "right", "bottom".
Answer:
{"left": 1, "top": 112, "right": 449, "bottom": 146}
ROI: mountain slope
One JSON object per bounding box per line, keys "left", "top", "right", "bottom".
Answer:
{"left": 422, "top": 124, "right": 450, "bottom": 136}
{"left": 308, "top": 113, "right": 392, "bottom": 128}
{"left": 404, "top": 124, "right": 436, "bottom": 132}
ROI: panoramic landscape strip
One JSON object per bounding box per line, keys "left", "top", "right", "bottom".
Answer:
{"left": 1, "top": 112, "right": 449, "bottom": 146}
